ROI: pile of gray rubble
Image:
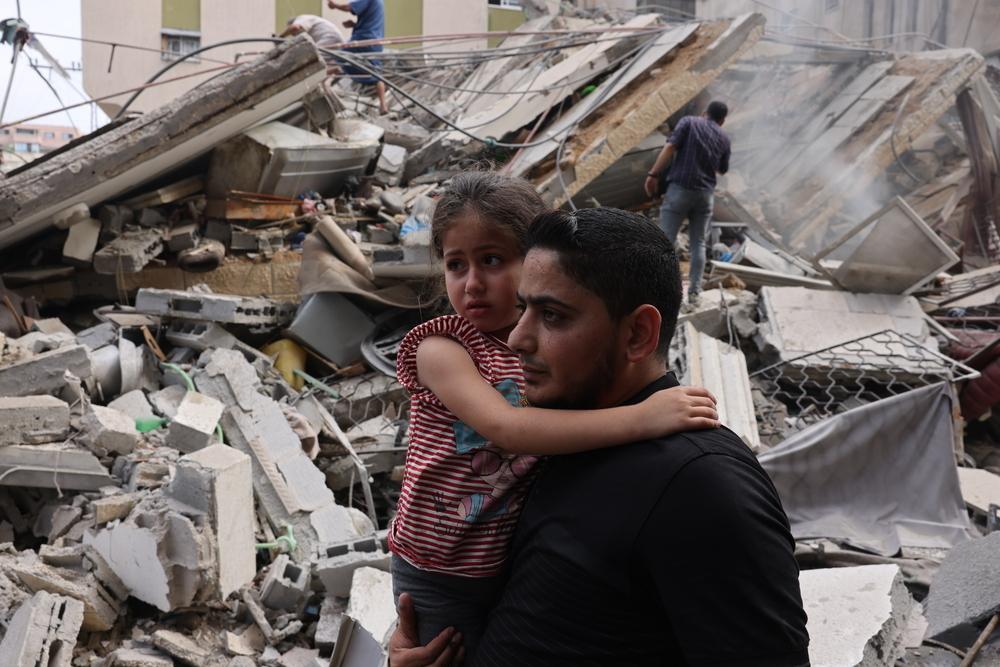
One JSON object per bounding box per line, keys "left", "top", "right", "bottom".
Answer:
{"left": 4, "top": 4, "right": 1000, "bottom": 666}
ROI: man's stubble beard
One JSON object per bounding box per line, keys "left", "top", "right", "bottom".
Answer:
{"left": 528, "top": 342, "right": 618, "bottom": 410}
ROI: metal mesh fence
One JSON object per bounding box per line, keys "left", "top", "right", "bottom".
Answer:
{"left": 750, "top": 329, "right": 978, "bottom": 447}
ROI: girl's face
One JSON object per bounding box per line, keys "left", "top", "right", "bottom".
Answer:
{"left": 441, "top": 213, "right": 524, "bottom": 340}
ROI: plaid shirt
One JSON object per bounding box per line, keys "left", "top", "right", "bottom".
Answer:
{"left": 665, "top": 116, "right": 731, "bottom": 193}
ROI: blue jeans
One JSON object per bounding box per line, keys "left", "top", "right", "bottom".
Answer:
{"left": 658, "top": 183, "right": 714, "bottom": 298}
{"left": 391, "top": 554, "right": 505, "bottom": 663}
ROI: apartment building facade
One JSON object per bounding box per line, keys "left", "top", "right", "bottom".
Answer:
{"left": 81, "top": 0, "right": 525, "bottom": 117}
{"left": 0, "top": 122, "right": 78, "bottom": 170}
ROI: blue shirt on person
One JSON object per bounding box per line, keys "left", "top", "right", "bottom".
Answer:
{"left": 665, "top": 115, "right": 731, "bottom": 193}
{"left": 349, "top": 0, "right": 384, "bottom": 43}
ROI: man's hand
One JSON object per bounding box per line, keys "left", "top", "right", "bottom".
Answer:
{"left": 644, "top": 175, "right": 659, "bottom": 198}
{"left": 328, "top": 0, "right": 353, "bottom": 12}
{"left": 388, "top": 593, "right": 465, "bottom": 667}
{"left": 343, "top": 18, "right": 357, "bottom": 28}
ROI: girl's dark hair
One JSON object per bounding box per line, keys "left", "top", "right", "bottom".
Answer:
{"left": 431, "top": 171, "right": 546, "bottom": 258}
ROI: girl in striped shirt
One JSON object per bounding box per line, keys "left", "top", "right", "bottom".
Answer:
{"left": 390, "top": 171, "right": 718, "bottom": 661}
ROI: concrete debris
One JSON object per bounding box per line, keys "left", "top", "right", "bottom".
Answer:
{"left": 152, "top": 629, "right": 211, "bottom": 666}
{"left": 260, "top": 554, "right": 311, "bottom": 611}
{"left": 79, "top": 406, "right": 140, "bottom": 455}
{"left": 800, "top": 565, "right": 914, "bottom": 667}
{"left": 0, "top": 591, "right": 83, "bottom": 667}
{"left": 0, "top": 344, "right": 92, "bottom": 397}
{"left": 167, "top": 391, "right": 224, "bottom": 453}
{"left": 92, "top": 228, "right": 164, "bottom": 275}
{"left": 345, "top": 567, "right": 396, "bottom": 644}
{"left": 107, "top": 389, "right": 157, "bottom": 422}
{"left": 0, "top": 395, "right": 70, "bottom": 445}
{"left": 135, "top": 288, "right": 297, "bottom": 328}
{"left": 925, "top": 531, "right": 1000, "bottom": 641}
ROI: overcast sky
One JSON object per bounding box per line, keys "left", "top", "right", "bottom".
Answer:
{"left": 0, "top": 0, "right": 107, "bottom": 132}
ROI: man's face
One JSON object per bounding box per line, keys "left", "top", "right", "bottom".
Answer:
{"left": 508, "top": 249, "right": 622, "bottom": 409}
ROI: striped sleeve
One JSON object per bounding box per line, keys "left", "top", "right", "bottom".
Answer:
{"left": 396, "top": 315, "right": 497, "bottom": 401}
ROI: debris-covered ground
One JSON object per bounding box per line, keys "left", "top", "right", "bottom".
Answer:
{"left": 1, "top": 3, "right": 1000, "bottom": 665}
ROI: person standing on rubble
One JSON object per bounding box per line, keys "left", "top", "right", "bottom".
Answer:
{"left": 389, "top": 206, "right": 809, "bottom": 667}
{"left": 389, "top": 172, "right": 720, "bottom": 662}
{"left": 645, "top": 100, "right": 731, "bottom": 307}
{"left": 327, "top": 0, "right": 389, "bottom": 114}
{"left": 280, "top": 15, "right": 345, "bottom": 72}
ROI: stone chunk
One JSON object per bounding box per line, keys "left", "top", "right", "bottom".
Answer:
{"left": 93, "top": 228, "right": 163, "bottom": 274}
{"left": 134, "top": 288, "right": 296, "bottom": 327}
{"left": 315, "top": 596, "right": 345, "bottom": 653}
{"left": 0, "top": 591, "right": 83, "bottom": 667}
{"left": 149, "top": 384, "right": 187, "bottom": 419}
{"left": 108, "top": 389, "right": 157, "bottom": 422}
{"left": 168, "top": 444, "right": 255, "bottom": 598}
{"left": 926, "top": 531, "right": 1000, "bottom": 640}
{"left": 152, "top": 629, "right": 211, "bottom": 666}
{"left": 168, "top": 391, "right": 224, "bottom": 453}
{"left": 62, "top": 217, "right": 102, "bottom": 266}
{"left": 108, "top": 648, "right": 174, "bottom": 667}
{"left": 75, "top": 322, "right": 117, "bottom": 351}
{"left": 0, "top": 396, "right": 70, "bottom": 446}
{"left": 800, "top": 564, "right": 913, "bottom": 667}
{"left": 316, "top": 550, "right": 390, "bottom": 597}
{"left": 0, "top": 345, "right": 92, "bottom": 397}
{"left": 80, "top": 406, "right": 139, "bottom": 455}
{"left": 92, "top": 494, "right": 137, "bottom": 525}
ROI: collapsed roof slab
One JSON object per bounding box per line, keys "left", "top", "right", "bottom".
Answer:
{"left": 783, "top": 49, "right": 984, "bottom": 254}
{"left": 529, "top": 13, "right": 765, "bottom": 207}
{"left": 0, "top": 35, "right": 326, "bottom": 252}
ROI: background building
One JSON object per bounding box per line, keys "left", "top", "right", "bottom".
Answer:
{"left": 81, "top": 0, "right": 523, "bottom": 117}
{"left": 0, "top": 122, "right": 78, "bottom": 170}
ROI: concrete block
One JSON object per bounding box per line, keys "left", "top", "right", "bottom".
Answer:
{"left": 152, "top": 629, "right": 211, "bottom": 667}
{"left": 93, "top": 228, "right": 164, "bottom": 275}
{"left": 0, "top": 396, "right": 70, "bottom": 446}
{"left": 62, "top": 217, "right": 102, "bottom": 266}
{"left": 166, "top": 222, "right": 200, "bottom": 252}
{"left": 375, "top": 145, "right": 407, "bottom": 187}
{"left": 79, "top": 405, "right": 139, "bottom": 455}
{"left": 346, "top": 567, "right": 396, "bottom": 643}
{"left": 167, "top": 391, "right": 224, "bottom": 453}
{"left": 316, "top": 550, "right": 390, "bottom": 597}
{"left": 137, "top": 208, "right": 167, "bottom": 227}
{"left": 0, "top": 345, "right": 92, "bottom": 397}
{"left": 50, "top": 202, "right": 90, "bottom": 230}
{"left": 134, "top": 288, "right": 296, "bottom": 327}
{"left": 279, "top": 647, "right": 323, "bottom": 667}
{"left": 8, "top": 331, "right": 75, "bottom": 355}
{"left": 149, "top": 384, "right": 186, "bottom": 419}
{"left": 10, "top": 560, "right": 119, "bottom": 632}
{"left": 169, "top": 444, "right": 255, "bottom": 598}
{"left": 96, "top": 204, "right": 133, "bottom": 242}
{"left": 801, "top": 564, "right": 913, "bottom": 667}
{"left": 107, "top": 389, "right": 156, "bottom": 422}
{"left": 75, "top": 322, "right": 117, "bottom": 351}
{"left": 926, "top": 531, "right": 1000, "bottom": 640}
{"left": 261, "top": 553, "right": 311, "bottom": 611}
{"left": 370, "top": 117, "right": 430, "bottom": 151}
{"left": 0, "top": 591, "right": 83, "bottom": 667}
{"left": 31, "top": 319, "right": 74, "bottom": 337}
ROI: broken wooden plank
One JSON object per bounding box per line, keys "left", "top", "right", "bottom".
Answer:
{"left": 0, "top": 35, "right": 326, "bottom": 251}
{"left": 534, "top": 13, "right": 765, "bottom": 207}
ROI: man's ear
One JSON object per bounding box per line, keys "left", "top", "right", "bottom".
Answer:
{"left": 623, "top": 304, "right": 662, "bottom": 362}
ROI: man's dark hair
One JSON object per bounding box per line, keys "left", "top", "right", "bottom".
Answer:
{"left": 526, "top": 207, "right": 682, "bottom": 357}
{"left": 707, "top": 100, "right": 728, "bottom": 123}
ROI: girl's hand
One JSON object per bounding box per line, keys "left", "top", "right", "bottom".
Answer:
{"left": 640, "top": 386, "right": 719, "bottom": 435}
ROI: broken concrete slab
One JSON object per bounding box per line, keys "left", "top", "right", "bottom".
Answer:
{"left": 11, "top": 559, "right": 120, "bottom": 632}
{"left": 166, "top": 222, "right": 200, "bottom": 252}
{"left": 261, "top": 554, "right": 311, "bottom": 611}
{"left": 957, "top": 467, "right": 1000, "bottom": 514}
{"left": 92, "top": 228, "right": 164, "bottom": 275}
{"left": 80, "top": 405, "right": 140, "bottom": 455}
{"left": 107, "top": 648, "right": 174, "bottom": 667}
{"left": 316, "top": 549, "right": 391, "bottom": 598}
{"left": 134, "top": 288, "right": 297, "bottom": 328}
{"left": 279, "top": 647, "right": 324, "bottom": 667}
{"left": 0, "top": 35, "right": 326, "bottom": 251}
{"left": 149, "top": 384, "right": 187, "bottom": 420}
{"left": 167, "top": 391, "right": 224, "bottom": 453}
{"left": 91, "top": 494, "right": 137, "bottom": 525}
{"left": 800, "top": 564, "right": 914, "bottom": 667}
{"left": 0, "top": 344, "right": 92, "bottom": 397}
{"left": 0, "top": 443, "right": 113, "bottom": 490}
{"left": 316, "top": 596, "right": 345, "bottom": 654}
{"left": 0, "top": 396, "right": 70, "bottom": 446}
{"left": 345, "top": 567, "right": 395, "bottom": 644}
{"left": 168, "top": 444, "right": 255, "bottom": 599}
{"left": 0, "top": 591, "right": 83, "bottom": 667}
{"left": 925, "top": 531, "right": 1000, "bottom": 640}
{"left": 107, "top": 389, "right": 156, "bottom": 422}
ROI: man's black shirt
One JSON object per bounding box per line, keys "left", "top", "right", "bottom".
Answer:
{"left": 473, "top": 374, "right": 810, "bottom": 666}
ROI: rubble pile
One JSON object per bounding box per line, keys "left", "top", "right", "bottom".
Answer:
{"left": 1, "top": 3, "right": 1000, "bottom": 664}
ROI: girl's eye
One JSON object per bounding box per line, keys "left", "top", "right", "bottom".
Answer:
{"left": 445, "top": 259, "right": 464, "bottom": 272}
{"left": 483, "top": 255, "right": 503, "bottom": 267}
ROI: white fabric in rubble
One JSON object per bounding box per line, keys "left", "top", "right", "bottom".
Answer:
{"left": 759, "top": 382, "right": 973, "bottom": 556}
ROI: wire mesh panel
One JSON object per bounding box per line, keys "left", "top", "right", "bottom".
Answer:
{"left": 750, "top": 329, "right": 978, "bottom": 446}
